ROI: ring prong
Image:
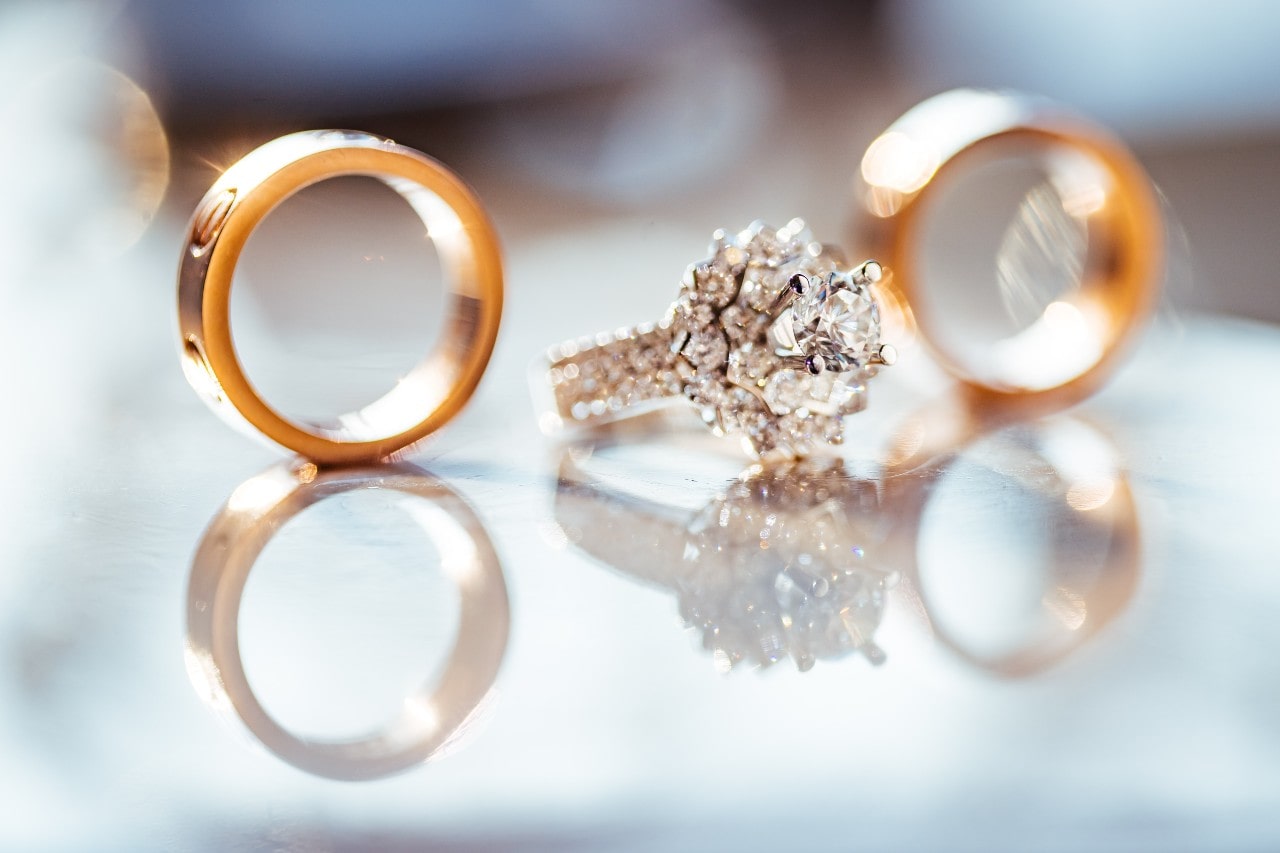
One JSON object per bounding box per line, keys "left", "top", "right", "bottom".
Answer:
{"left": 870, "top": 343, "right": 896, "bottom": 366}
{"left": 770, "top": 272, "right": 809, "bottom": 313}
{"left": 855, "top": 260, "right": 883, "bottom": 286}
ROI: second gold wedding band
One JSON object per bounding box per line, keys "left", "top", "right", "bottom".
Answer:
{"left": 859, "top": 88, "right": 1163, "bottom": 406}
{"left": 177, "top": 130, "right": 503, "bottom": 465}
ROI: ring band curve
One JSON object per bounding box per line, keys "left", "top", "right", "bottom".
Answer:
{"left": 185, "top": 461, "right": 509, "bottom": 781}
{"left": 178, "top": 130, "right": 503, "bottom": 464}
{"left": 857, "top": 89, "right": 1163, "bottom": 406}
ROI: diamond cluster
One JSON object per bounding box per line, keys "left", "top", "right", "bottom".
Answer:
{"left": 545, "top": 220, "right": 886, "bottom": 456}
{"left": 672, "top": 220, "right": 881, "bottom": 456}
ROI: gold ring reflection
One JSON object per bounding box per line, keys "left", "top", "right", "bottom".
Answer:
{"left": 881, "top": 397, "right": 1141, "bottom": 676}
{"left": 554, "top": 403, "right": 1140, "bottom": 675}
{"left": 177, "top": 130, "right": 503, "bottom": 464}
{"left": 184, "top": 461, "right": 508, "bottom": 781}
{"left": 858, "top": 89, "right": 1162, "bottom": 406}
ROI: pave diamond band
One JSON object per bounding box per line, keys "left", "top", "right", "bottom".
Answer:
{"left": 545, "top": 321, "right": 687, "bottom": 426}
{"left": 538, "top": 220, "right": 894, "bottom": 457}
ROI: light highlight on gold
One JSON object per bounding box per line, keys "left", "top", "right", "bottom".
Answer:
{"left": 988, "top": 300, "right": 1105, "bottom": 391}
{"left": 1043, "top": 588, "right": 1089, "bottom": 631}
{"left": 861, "top": 131, "right": 939, "bottom": 196}
{"left": 225, "top": 467, "right": 297, "bottom": 513}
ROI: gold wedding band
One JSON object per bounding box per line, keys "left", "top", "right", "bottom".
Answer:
{"left": 859, "top": 89, "right": 1163, "bottom": 406}
{"left": 178, "top": 130, "right": 503, "bottom": 464}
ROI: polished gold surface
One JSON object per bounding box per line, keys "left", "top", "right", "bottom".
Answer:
{"left": 858, "top": 90, "right": 1163, "bottom": 406}
{"left": 177, "top": 130, "right": 504, "bottom": 464}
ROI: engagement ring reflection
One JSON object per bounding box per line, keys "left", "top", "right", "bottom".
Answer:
{"left": 557, "top": 453, "right": 898, "bottom": 672}
{"left": 184, "top": 462, "right": 508, "bottom": 781}
{"left": 555, "top": 407, "right": 1141, "bottom": 676}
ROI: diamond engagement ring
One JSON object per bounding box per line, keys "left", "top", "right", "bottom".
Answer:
{"left": 538, "top": 220, "right": 895, "bottom": 457}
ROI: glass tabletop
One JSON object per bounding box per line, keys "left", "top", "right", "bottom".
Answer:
{"left": 4, "top": 203, "right": 1278, "bottom": 847}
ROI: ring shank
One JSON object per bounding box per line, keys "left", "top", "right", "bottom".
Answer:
{"left": 858, "top": 90, "right": 1162, "bottom": 405}
{"left": 178, "top": 130, "right": 502, "bottom": 464}
{"left": 538, "top": 320, "right": 688, "bottom": 433}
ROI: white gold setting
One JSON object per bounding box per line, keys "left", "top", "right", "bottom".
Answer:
{"left": 540, "top": 220, "right": 894, "bottom": 456}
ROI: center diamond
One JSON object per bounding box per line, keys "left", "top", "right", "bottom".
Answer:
{"left": 790, "top": 273, "right": 881, "bottom": 372}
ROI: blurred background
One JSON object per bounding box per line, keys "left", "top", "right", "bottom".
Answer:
{"left": 39, "top": 0, "right": 1280, "bottom": 312}
{"left": 3, "top": 1, "right": 1280, "bottom": 851}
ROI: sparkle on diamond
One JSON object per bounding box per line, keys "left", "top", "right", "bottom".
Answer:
{"left": 790, "top": 274, "right": 881, "bottom": 371}
{"left": 670, "top": 221, "right": 881, "bottom": 456}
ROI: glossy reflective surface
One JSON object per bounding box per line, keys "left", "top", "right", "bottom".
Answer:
{"left": 554, "top": 404, "right": 1140, "bottom": 677}
{"left": 4, "top": 13, "right": 1280, "bottom": 847}
{"left": 186, "top": 462, "right": 509, "bottom": 781}
{"left": 6, "top": 280, "right": 1278, "bottom": 849}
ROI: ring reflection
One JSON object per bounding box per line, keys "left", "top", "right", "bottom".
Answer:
{"left": 184, "top": 461, "right": 508, "bottom": 781}
{"left": 555, "top": 403, "right": 1140, "bottom": 675}
{"left": 559, "top": 453, "right": 897, "bottom": 672}
{"left": 883, "top": 400, "right": 1141, "bottom": 677}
